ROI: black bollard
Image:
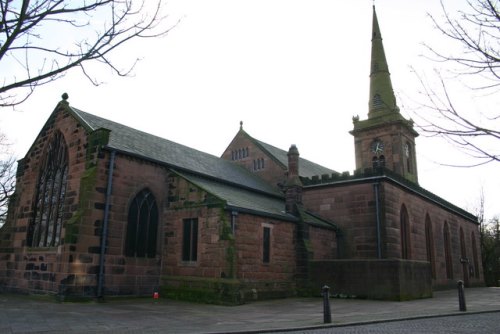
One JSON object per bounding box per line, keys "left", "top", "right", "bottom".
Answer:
{"left": 322, "top": 285, "right": 332, "bottom": 323}
{"left": 457, "top": 280, "right": 466, "bottom": 312}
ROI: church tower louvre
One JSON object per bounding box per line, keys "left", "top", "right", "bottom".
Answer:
{"left": 350, "top": 6, "right": 419, "bottom": 183}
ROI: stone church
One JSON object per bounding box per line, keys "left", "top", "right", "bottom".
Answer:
{"left": 0, "top": 7, "right": 483, "bottom": 303}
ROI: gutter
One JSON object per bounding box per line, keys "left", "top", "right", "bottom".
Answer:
{"left": 97, "top": 149, "right": 116, "bottom": 298}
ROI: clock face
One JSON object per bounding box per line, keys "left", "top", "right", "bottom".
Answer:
{"left": 371, "top": 140, "right": 384, "bottom": 154}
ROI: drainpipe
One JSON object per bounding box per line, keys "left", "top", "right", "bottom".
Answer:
{"left": 373, "top": 182, "right": 382, "bottom": 259}
{"left": 97, "top": 149, "right": 116, "bottom": 298}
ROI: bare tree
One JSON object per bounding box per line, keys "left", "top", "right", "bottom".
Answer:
{"left": 0, "top": 158, "right": 15, "bottom": 227}
{"left": 414, "top": 0, "right": 500, "bottom": 166}
{"left": 0, "top": 0, "right": 175, "bottom": 107}
{"left": 0, "top": 132, "right": 15, "bottom": 228}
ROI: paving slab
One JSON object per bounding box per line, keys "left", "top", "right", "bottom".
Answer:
{"left": 1, "top": 287, "right": 499, "bottom": 334}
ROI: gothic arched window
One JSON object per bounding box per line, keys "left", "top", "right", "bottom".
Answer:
{"left": 28, "top": 131, "right": 69, "bottom": 247}
{"left": 400, "top": 204, "right": 411, "bottom": 259}
{"left": 443, "top": 222, "right": 453, "bottom": 279}
{"left": 125, "top": 188, "right": 159, "bottom": 258}
{"left": 471, "top": 231, "right": 480, "bottom": 278}
{"left": 425, "top": 214, "right": 436, "bottom": 279}
{"left": 404, "top": 142, "right": 412, "bottom": 173}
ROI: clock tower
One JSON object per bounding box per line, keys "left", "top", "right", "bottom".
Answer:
{"left": 350, "top": 6, "right": 419, "bottom": 183}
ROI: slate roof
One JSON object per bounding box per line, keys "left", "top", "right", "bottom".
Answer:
{"left": 69, "top": 107, "right": 282, "bottom": 198}
{"left": 177, "top": 172, "right": 294, "bottom": 220}
{"left": 298, "top": 208, "right": 338, "bottom": 230}
{"left": 64, "top": 104, "right": 336, "bottom": 228}
{"left": 179, "top": 172, "right": 337, "bottom": 228}
{"left": 255, "top": 139, "right": 337, "bottom": 177}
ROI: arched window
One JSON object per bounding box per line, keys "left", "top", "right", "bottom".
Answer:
{"left": 125, "top": 188, "right": 159, "bottom": 258}
{"left": 379, "top": 155, "right": 385, "bottom": 168}
{"left": 460, "top": 227, "right": 469, "bottom": 284}
{"left": 460, "top": 228, "right": 467, "bottom": 261}
{"left": 443, "top": 222, "right": 453, "bottom": 279}
{"left": 425, "top": 214, "right": 436, "bottom": 279}
{"left": 372, "top": 155, "right": 385, "bottom": 169}
{"left": 400, "top": 204, "right": 411, "bottom": 259}
{"left": 471, "top": 231, "right": 480, "bottom": 278}
{"left": 28, "top": 131, "right": 68, "bottom": 247}
{"left": 404, "top": 143, "right": 412, "bottom": 173}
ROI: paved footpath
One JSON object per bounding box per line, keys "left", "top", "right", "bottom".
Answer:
{"left": 0, "top": 287, "right": 499, "bottom": 334}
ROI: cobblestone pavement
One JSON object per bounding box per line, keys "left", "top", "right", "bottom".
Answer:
{"left": 0, "top": 287, "right": 499, "bottom": 334}
{"left": 268, "top": 312, "right": 500, "bottom": 334}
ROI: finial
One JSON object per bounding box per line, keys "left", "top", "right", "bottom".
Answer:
{"left": 60, "top": 92, "right": 69, "bottom": 106}
{"left": 240, "top": 121, "right": 243, "bottom": 130}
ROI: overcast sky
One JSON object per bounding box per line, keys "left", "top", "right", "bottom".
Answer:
{"left": 1, "top": 0, "right": 499, "bottom": 219}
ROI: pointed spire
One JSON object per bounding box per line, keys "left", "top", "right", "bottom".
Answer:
{"left": 368, "top": 6, "right": 399, "bottom": 118}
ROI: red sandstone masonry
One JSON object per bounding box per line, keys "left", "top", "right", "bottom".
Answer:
{"left": 303, "top": 179, "right": 483, "bottom": 288}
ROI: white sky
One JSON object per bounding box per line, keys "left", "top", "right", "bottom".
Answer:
{"left": 1, "top": 0, "right": 499, "bottom": 220}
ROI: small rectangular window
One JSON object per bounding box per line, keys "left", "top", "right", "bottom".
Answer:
{"left": 182, "top": 218, "right": 198, "bottom": 262}
{"left": 263, "top": 226, "right": 271, "bottom": 263}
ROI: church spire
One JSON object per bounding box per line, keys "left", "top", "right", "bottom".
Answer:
{"left": 368, "top": 5, "right": 399, "bottom": 118}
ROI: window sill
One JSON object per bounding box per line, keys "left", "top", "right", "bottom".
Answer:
{"left": 26, "top": 246, "right": 60, "bottom": 253}
{"left": 181, "top": 261, "right": 198, "bottom": 266}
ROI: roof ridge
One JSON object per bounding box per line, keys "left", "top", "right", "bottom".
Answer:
{"left": 68, "top": 107, "right": 283, "bottom": 197}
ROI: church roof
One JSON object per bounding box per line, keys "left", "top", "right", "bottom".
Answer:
{"left": 255, "top": 139, "right": 337, "bottom": 177}
{"left": 68, "top": 106, "right": 283, "bottom": 198}
{"left": 178, "top": 172, "right": 337, "bottom": 228}
{"left": 64, "top": 103, "right": 336, "bottom": 227}
{"left": 231, "top": 128, "right": 337, "bottom": 177}
{"left": 176, "top": 172, "right": 293, "bottom": 219}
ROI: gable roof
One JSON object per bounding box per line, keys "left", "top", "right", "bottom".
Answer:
{"left": 67, "top": 106, "right": 283, "bottom": 198}
{"left": 231, "top": 129, "right": 337, "bottom": 178}
{"left": 256, "top": 139, "right": 337, "bottom": 177}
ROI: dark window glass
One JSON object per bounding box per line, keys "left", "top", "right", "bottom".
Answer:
{"left": 125, "top": 189, "right": 158, "bottom": 258}
{"left": 182, "top": 218, "right": 198, "bottom": 261}
{"left": 471, "top": 232, "right": 480, "bottom": 278}
{"left": 379, "top": 155, "right": 385, "bottom": 168}
{"left": 400, "top": 205, "right": 410, "bottom": 259}
{"left": 263, "top": 226, "right": 270, "bottom": 263}
{"left": 425, "top": 215, "right": 436, "bottom": 279}
{"left": 28, "top": 131, "right": 68, "bottom": 247}
{"left": 444, "top": 222, "right": 453, "bottom": 279}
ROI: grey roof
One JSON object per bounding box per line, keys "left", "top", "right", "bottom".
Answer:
{"left": 64, "top": 105, "right": 336, "bottom": 228}
{"left": 298, "top": 208, "right": 337, "bottom": 230}
{"left": 178, "top": 172, "right": 337, "bottom": 229}
{"left": 178, "top": 172, "right": 294, "bottom": 220}
{"left": 255, "top": 139, "right": 337, "bottom": 178}
{"left": 69, "top": 107, "right": 282, "bottom": 197}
